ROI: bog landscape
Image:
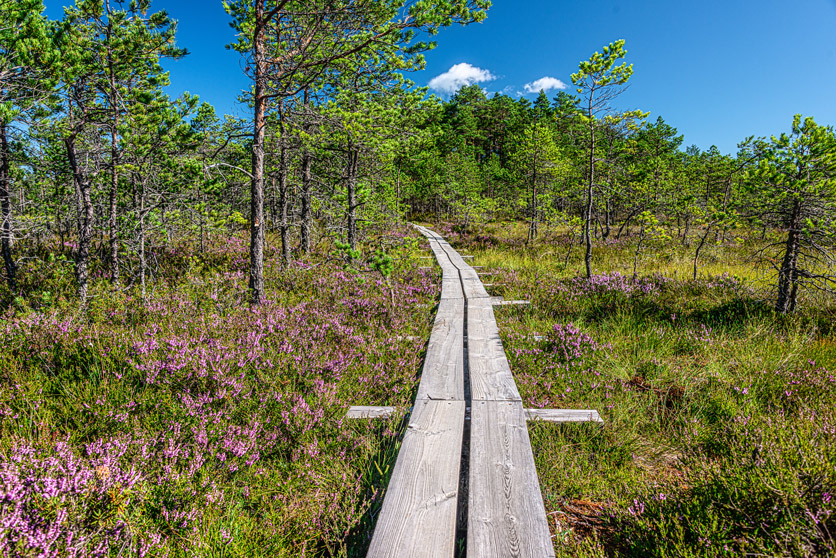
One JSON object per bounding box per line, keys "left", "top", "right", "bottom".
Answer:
{"left": 0, "top": 1, "right": 835, "bottom": 557}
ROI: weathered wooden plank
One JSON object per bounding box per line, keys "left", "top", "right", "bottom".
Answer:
{"left": 493, "top": 300, "right": 531, "bottom": 306}
{"left": 417, "top": 229, "right": 463, "bottom": 300}
{"left": 468, "top": 400, "right": 555, "bottom": 558}
{"left": 525, "top": 408, "right": 603, "bottom": 423}
{"left": 347, "top": 406, "right": 604, "bottom": 422}
{"left": 367, "top": 399, "right": 466, "bottom": 558}
{"left": 440, "top": 278, "right": 464, "bottom": 299}
{"left": 433, "top": 240, "right": 470, "bottom": 269}
{"left": 415, "top": 299, "right": 465, "bottom": 401}
{"left": 413, "top": 224, "right": 555, "bottom": 558}
{"left": 467, "top": 298, "right": 521, "bottom": 402}
{"left": 345, "top": 406, "right": 398, "bottom": 419}
{"left": 467, "top": 343, "right": 521, "bottom": 401}
{"left": 458, "top": 268, "right": 490, "bottom": 299}
{"left": 431, "top": 258, "right": 460, "bottom": 283}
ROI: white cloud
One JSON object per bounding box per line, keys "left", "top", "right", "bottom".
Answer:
{"left": 523, "top": 76, "right": 568, "bottom": 94}
{"left": 428, "top": 63, "right": 496, "bottom": 95}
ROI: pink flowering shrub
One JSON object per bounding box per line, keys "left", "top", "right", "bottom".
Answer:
{"left": 0, "top": 228, "right": 438, "bottom": 556}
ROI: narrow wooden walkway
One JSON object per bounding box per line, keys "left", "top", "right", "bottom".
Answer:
{"left": 366, "top": 226, "right": 555, "bottom": 558}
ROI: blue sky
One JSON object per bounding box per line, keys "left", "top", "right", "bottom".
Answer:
{"left": 44, "top": 0, "right": 836, "bottom": 155}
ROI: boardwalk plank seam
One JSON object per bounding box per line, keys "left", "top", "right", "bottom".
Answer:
{"left": 367, "top": 225, "right": 561, "bottom": 558}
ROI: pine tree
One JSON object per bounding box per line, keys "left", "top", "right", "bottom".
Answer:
{"left": 746, "top": 115, "right": 836, "bottom": 312}
{"left": 0, "top": 0, "right": 52, "bottom": 291}
{"left": 225, "top": 0, "right": 490, "bottom": 304}
{"left": 571, "top": 39, "right": 644, "bottom": 278}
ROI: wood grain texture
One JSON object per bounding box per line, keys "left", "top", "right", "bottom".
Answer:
{"left": 440, "top": 278, "right": 464, "bottom": 299}
{"left": 468, "top": 401, "right": 556, "bottom": 558}
{"left": 467, "top": 298, "right": 521, "bottom": 402}
{"left": 366, "top": 400, "right": 466, "bottom": 558}
{"left": 525, "top": 408, "right": 603, "bottom": 423}
{"left": 415, "top": 299, "right": 465, "bottom": 401}
{"left": 345, "top": 406, "right": 398, "bottom": 419}
{"left": 411, "top": 224, "right": 554, "bottom": 558}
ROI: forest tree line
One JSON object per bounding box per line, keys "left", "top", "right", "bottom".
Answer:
{"left": 1, "top": 0, "right": 835, "bottom": 312}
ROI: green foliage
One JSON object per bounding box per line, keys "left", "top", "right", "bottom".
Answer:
{"left": 370, "top": 249, "right": 394, "bottom": 279}
{"left": 334, "top": 240, "right": 362, "bottom": 262}
{"left": 744, "top": 115, "right": 836, "bottom": 311}
{"left": 571, "top": 39, "right": 633, "bottom": 99}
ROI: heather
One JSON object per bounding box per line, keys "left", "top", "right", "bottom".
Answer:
{"left": 444, "top": 222, "right": 836, "bottom": 557}
{"left": 0, "top": 228, "right": 437, "bottom": 557}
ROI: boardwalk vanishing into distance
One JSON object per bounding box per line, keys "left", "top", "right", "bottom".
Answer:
{"left": 362, "top": 226, "right": 594, "bottom": 558}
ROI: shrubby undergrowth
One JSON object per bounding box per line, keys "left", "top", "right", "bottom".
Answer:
{"left": 0, "top": 228, "right": 436, "bottom": 557}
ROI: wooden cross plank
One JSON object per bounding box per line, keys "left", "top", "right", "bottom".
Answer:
{"left": 347, "top": 406, "right": 604, "bottom": 424}
{"left": 492, "top": 300, "right": 531, "bottom": 306}
{"left": 345, "top": 406, "right": 398, "bottom": 419}
{"left": 525, "top": 408, "right": 603, "bottom": 423}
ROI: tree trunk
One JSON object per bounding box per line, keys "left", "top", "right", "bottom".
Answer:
{"left": 716, "top": 177, "right": 733, "bottom": 243}
{"left": 528, "top": 128, "right": 537, "bottom": 244}
{"left": 564, "top": 230, "right": 575, "bottom": 269}
{"left": 65, "top": 133, "right": 94, "bottom": 304}
{"left": 57, "top": 174, "right": 66, "bottom": 249}
{"left": 109, "top": 116, "right": 120, "bottom": 286}
{"left": 278, "top": 115, "right": 291, "bottom": 268}
{"left": 300, "top": 88, "right": 313, "bottom": 253}
{"left": 617, "top": 208, "right": 640, "bottom": 240}
{"left": 395, "top": 160, "right": 401, "bottom": 218}
{"left": 0, "top": 122, "right": 16, "bottom": 291}
{"left": 347, "top": 145, "right": 359, "bottom": 251}
{"left": 248, "top": 0, "right": 267, "bottom": 305}
{"left": 584, "top": 113, "right": 595, "bottom": 278}
{"left": 693, "top": 223, "right": 712, "bottom": 280}
{"left": 139, "top": 179, "right": 147, "bottom": 303}
{"left": 775, "top": 200, "right": 802, "bottom": 313}
{"left": 603, "top": 198, "right": 611, "bottom": 239}
{"left": 106, "top": 8, "right": 120, "bottom": 288}
{"left": 200, "top": 191, "right": 206, "bottom": 254}
{"left": 633, "top": 226, "right": 645, "bottom": 279}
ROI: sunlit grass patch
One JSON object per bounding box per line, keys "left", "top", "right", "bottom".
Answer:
{"left": 446, "top": 221, "right": 836, "bottom": 557}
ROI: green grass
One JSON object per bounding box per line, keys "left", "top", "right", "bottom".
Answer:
{"left": 2, "top": 221, "right": 833, "bottom": 556}
{"left": 443, "top": 221, "right": 836, "bottom": 557}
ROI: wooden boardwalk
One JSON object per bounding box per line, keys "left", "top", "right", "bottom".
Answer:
{"left": 366, "top": 226, "right": 555, "bottom": 558}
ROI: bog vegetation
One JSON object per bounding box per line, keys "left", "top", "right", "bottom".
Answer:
{"left": 0, "top": 0, "right": 834, "bottom": 556}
